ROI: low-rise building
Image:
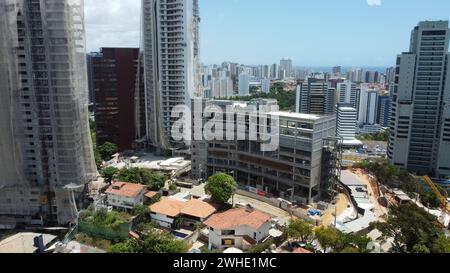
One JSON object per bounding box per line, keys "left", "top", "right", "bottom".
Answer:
{"left": 105, "top": 182, "right": 147, "bottom": 211}
{"left": 149, "top": 197, "right": 217, "bottom": 229}
{"left": 204, "top": 208, "right": 273, "bottom": 251}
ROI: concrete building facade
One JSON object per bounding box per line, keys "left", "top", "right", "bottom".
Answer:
{"left": 0, "top": 0, "right": 97, "bottom": 226}
{"left": 388, "top": 21, "right": 450, "bottom": 177}
{"left": 192, "top": 99, "right": 336, "bottom": 204}
{"left": 142, "top": 0, "right": 202, "bottom": 151}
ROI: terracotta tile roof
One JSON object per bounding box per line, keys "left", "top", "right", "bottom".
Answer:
{"left": 204, "top": 208, "right": 272, "bottom": 230}
{"left": 292, "top": 247, "right": 313, "bottom": 254}
{"left": 181, "top": 199, "right": 217, "bottom": 219}
{"left": 105, "top": 182, "right": 146, "bottom": 198}
{"left": 149, "top": 198, "right": 185, "bottom": 217}
{"left": 149, "top": 198, "right": 217, "bottom": 219}
{"left": 145, "top": 191, "right": 158, "bottom": 199}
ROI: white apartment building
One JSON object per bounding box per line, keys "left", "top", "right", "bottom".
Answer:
{"left": 142, "top": 0, "right": 202, "bottom": 151}
{"left": 336, "top": 104, "right": 362, "bottom": 147}
{"left": 358, "top": 85, "right": 379, "bottom": 125}
{"left": 388, "top": 21, "right": 450, "bottom": 177}
{"left": 337, "top": 81, "right": 359, "bottom": 109}
{"left": 238, "top": 73, "right": 250, "bottom": 96}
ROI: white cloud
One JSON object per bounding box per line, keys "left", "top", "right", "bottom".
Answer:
{"left": 84, "top": 0, "right": 141, "bottom": 52}
{"left": 367, "top": 0, "right": 382, "bottom": 6}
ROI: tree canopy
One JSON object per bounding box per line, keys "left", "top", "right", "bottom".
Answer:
{"left": 356, "top": 159, "right": 445, "bottom": 208}
{"left": 226, "top": 82, "right": 295, "bottom": 111}
{"left": 205, "top": 173, "right": 237, "bottom": 204}
{"left": 101, "top": 167, "right": 119, "bottom": 183}
{"left": 286, "top": 218, "right": 314, "bottom": 244}
{"left": 116, "top": 168, "right": 167, "bottom": 191}
{"left": 108, "top": 229, "right": 189, "bottom": 253}
{"left": 98, "top": 142, "right": 118, "bottom": 161}
{"left": 372, "top": 203, "right": 450, "bottom": 253}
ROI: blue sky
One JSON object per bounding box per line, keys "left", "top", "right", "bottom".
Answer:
{"left": 200, "top": 0, "right": 450, "bottom": 67}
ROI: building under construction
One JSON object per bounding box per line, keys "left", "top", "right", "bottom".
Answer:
{"left": 0, "top": 0, "right": 97, "bottom": 227}
{"left": 191, "top": 99, "right": 338, "bottom": 204}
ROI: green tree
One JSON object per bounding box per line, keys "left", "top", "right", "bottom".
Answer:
{"left": 314, "top": 226, "right": 343, "bottom": 253}
{"left": 343, "top": 233, "right": 371, "bottom": 253}
{"left": 204, "top": 173, "right": 237, "bottom": 204}
{"left": 98, "top": 142, "right": 118, "bottom": 161}
{"left": 108, "top": 242, "right": 131, "bottom": 253}
{"left": 431, "top": 235, "right": 450, "bottom": 253}
{"left": 373, "top": 203, "right": 443, "bottom": 253}
{"left": 340, "top": 246, "right": 360, "bottom": 253}
{"left": 132, "top": 204, "right": 149, "bottom": 217}
{"left": 412, "top": 244, "right": 431, "bottom": 253}
{"left": 101, "top": 167, "right": 119, "bottom": 183}
{"left": 286, "top": 219, "right": 314, "bottom": 244}
{"left": 94, "top": 148, "right": 102, "bottom": 168}
{"left": 108, "top": 229, "right": 188, "bottom": 253}
{"left": 116, "top": 168, "right": 166, "bottom": 190}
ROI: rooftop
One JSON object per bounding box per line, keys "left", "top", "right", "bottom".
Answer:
{"left": 204, "top": 208, "right": 272, "bottom": 230}
{"left": 268, "top": 111, "right": 322, "bottom": 121}
{"left": 0, "top": 233, "right": 57, "bottom": 253}
{"left": 105, "top": 181, "right": 147, "bottom": 198}
{"left": 149, "top": 197, "right": 217, "bottom": 219}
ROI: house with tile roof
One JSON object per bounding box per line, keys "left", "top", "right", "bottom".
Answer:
{"left": 105, "top": 181, "right": 147, "bottom": 211}
{"left": 149, "top": 197, "right": 217, "bottom": 229}
{"left": 204, "top": 207, "right": 273, "bottom": 251}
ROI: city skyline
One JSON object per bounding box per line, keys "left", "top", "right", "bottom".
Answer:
{"left": 85, "top": 0, "right": 450, "bottom": 66}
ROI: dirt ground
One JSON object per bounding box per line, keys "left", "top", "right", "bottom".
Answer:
{"left": 352, "top": 168, "right": 388, "bottom": 219}
{"left": 321, "top": 193, "right": 351, "bottom": 226}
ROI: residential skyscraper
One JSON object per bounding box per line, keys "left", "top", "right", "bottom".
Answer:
{"left": 142, "top": 0, "right": 202, "bottom": 151}
{"left": 337, "top": 81, "right": 359, "bottom": 109}
{"left": 332, "top": 66, "right": 342, "bottom": 75}
{"left": 270, "top": 63, "right": 279, "bottom": 79}
{"left": 239, "top": 72, "right": 250, "bottom": 96}
{"left": 296, "top": 78, "right": 335, "bottom": 115}
{"left": 280, "top": 58, "right": 293, "bottom": 79}
{"left": 358, "top": 85, "right": 379, "bottom": 125}
{"left": 377, "top": 95, "right": 390, "bottom": 127}
{"left": 261, "top": 78, "right": 271, "bottom": 93}
{"left": 0, "top": 0, "right": 97, "bottom": 226}
{"left": 388, "top": 21, "right": 450, "bottom": 177}
{"left": 336, "top": 104, "right": 361, "bottom": 146}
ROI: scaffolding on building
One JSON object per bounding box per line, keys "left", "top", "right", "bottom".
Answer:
{"left": 322, "top": 136, "right": 343, "bottom": 200}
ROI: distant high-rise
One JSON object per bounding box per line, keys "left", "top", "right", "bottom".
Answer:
{"left": 337, "top": 81, "right": 359, "bottom": 109}
{"left": 280, "top": 58, "right": 293, "bottom": 79}
{"left": 261, "top": 78, "right": 271, "bottom": 93}
{"left": 92, "top": 48, "right": 144, "bottom": 151}
{"left": 388, "top": 21, "right": 450, "bottom": 177}
{"left": 336, "top": 104, "right": 361, "bottom": 146}
{"left": 358, "top": 85, "right": 379, "bottom": 125}
{"left": 142, "top": 0, "right": 201, "bottom": 151}
{"left": 332, "top": 66, "right": 342, "bottom": 75}
{"left": 296, "top": 78, "right": 335, "bottom": 115}
{"left": 377, "top": 95, "right": 390, "bottom": 127}
{"left": 87, "top": 52, "right": 102, "bottom": 105}
{"left": 270, "top": 63, "right": 279, "bottom": 79}
{"left": 0, "top": 0, "right": 97, "bottom": 226}
{"left": 262, "top": 65, "right": 270, "bottom": 79}
{"left": 385, "top": 67, "right": 396, "bottom": 85}
{"left": 238, "top": 73, "right": 250, "bottom": 96}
